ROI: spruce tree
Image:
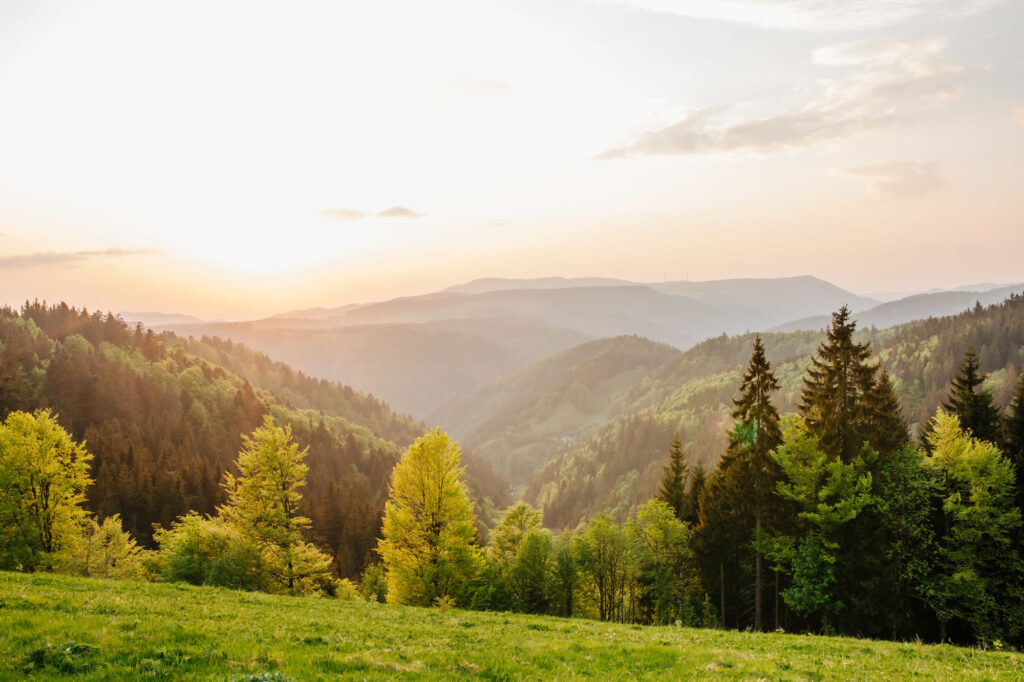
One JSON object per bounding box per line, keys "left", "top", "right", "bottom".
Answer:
{"left": 658, "top": 434, "right": 689, "bottom": 520}
{"left": 729, "top": 335, "right": 783, "bottom": 456}
{"left": 864, "top": 369, "right": 910, "bottom": 455}
{"left": 682, "top": 463, "right": 706, "bottom": 527}
{"left": 1004, "top": 369, "right": 1024, "bottom": 507}
{"left": 800, "top": 306, "right": 878, "bottom": 462}
{"left": 940, "top": 347, "right": 1002, "bottom": 446}
{"left": 724, "top": 335, "right": 783, "bottom": 631}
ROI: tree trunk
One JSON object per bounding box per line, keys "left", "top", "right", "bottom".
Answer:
{"left": 774, "top": 570, "right": 780, "bottom": 631}
{"left": 720, "top": 562, "right": 726, "bottom": 628}
{"left": 754, "top": 511, "right": 763, "bottom": 632}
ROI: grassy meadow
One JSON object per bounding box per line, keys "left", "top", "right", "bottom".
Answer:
{"left": 1, "top": 572, "right": 1023, "bottom": 680}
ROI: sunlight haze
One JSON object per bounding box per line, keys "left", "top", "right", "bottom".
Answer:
{"left": 1, "top": 0, "right": 1022, "bottom": 318}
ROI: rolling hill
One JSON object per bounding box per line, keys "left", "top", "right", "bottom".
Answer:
{"left": 165, "top": 275, "right": 875, "bottom": 420}
{"left": 523, "top": 290, "right": 1024, "bottom": 530}
{"left": 430, "top": 335, "right": 683, "bottom": 487}
{"left": 0, "top": 302, "right": 507, "bottom": 575}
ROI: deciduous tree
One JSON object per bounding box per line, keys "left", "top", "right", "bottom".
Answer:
{"left": 377, "top": 428, "right": 481, "bottom": 606}
{"left": 0, "top": 410, "right": 92, "bottom": 571}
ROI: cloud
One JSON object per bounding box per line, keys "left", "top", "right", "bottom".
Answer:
{"left": 376, "top": 207, "right": 425, "bottom": 219}
{"left": 319, "top": 209, "right": 368, "bottom": 222}
{"left": 812, "top": 37, "right": 946, "bottom": 65}
{"left": 596, "top": 0, "right": 1007, "bottom": 32}
{"left": 596, "top": 106, "right": 900, "bottom": 158}
{"left": 843, "top": 160, "right": 944, "bottom": 198}
{"left": 1015, "top": 104, "right": 1024, "bottom": 127}
{"left": 817, "top": 37, "right": 963, "bottom": 104}
{"left": 0, "top": 248, "right": 163, "bottom": 269}
{"left": 597, "top": 36, "right": 960, "bottom": 158}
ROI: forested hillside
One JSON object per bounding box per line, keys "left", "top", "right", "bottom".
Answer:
{"left": 166, "top": 276, "right": 874, "bottom": 418}
{"left": 0, "top": 302, "right": 505, "bottom": 576}
{"left": 174, "top": 318, "right": 590, "bottom": 417}
{"left": 432, "top": 336, "right": 682, "bottom": 487}
{"left": 526, "top": 292, "right": 1024, "bottom": 530}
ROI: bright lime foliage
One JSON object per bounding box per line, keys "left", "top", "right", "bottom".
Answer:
{"left": 0, "top": 410, "right": 92, "bottom": 571}
{"left": 925, "top": 411, "right": 1024, "bottom": 642}
{"left": 4, "top": 571, "right": 1024, "bottom": 680}
{"left": 378, "top": 428, "right": 481, "bottom": 607}
{"left": 62, "top": 514, "right": 144, "bottom": 580}
{"left": 769, "top": 415, "right": 873, "bottom": 631}
{"left": 218, "top": 416, "right": 333, "bottom": 595}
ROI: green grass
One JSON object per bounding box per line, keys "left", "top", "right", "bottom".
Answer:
{"left": 1, "top": 572, "right": 1022, "bottom": 680}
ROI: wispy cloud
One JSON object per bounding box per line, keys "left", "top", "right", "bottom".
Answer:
{"left": 319, "top": 209, "right": 368, "bottom": 222}
{"left": 597, "top": 36, "right": 960, "bottom": 158}
{"left": 595, "top": 106, "right": 900, "bottom": 158}
{"left": 0, "top": 248, "right": 164, "bottom": 269}
{"left": 815, "top": 37, "right": 962, "bottom": 103}
{"left": 377, "top": 206, "right": 425, "bottom": 219}
{"left": 843, "top": 160, "right": 944, "bottom": 198}
{"left": 596, "top": 0, "right": 1007, "bottom": 32}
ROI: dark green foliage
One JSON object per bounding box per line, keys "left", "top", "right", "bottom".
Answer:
{"left": 657, "top": 435, "right": 688, "bottom": 520}
{"left": 508, "top": 530, "right": 552, "bottom": 614}
{"left": 695, "top": 336, "right": 785, "bottom": 631}
{"left": 769, "top": 417, "right": 873, "bottom": 632}
{"left": 800, "top": 306, "right": 894, "bottom": 462}
{"left": 0, "top": 301, "right": 421, "bottom": 577}
{"left": 871, "top": 445, "right": 941, "bottom": 640}
{"left": 528, "top": 293, "right": 1024, "bottom": 531}
{"left": 1006, "top": 370, "right": 1024, "bottom": 507}
{"left": 729, "top": 335, "right": 783, "bottom": 457}
{"left": 941, "top": 347, "right": 1002, "bottom": 446}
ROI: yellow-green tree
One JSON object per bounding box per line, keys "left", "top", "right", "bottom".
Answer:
{"left": 378, "top": 428, "right": 481, "bottom": 606}
{"left": 925, "top": 411, "right": 1024, "bottom": 643}
{"left": 0, "top": 410, "right": 92, "bottom": 571}
{"left": 488, "top": 502, "right": 543, "bottom": 570}
{"left": 63, "top": 514, "right": 143, "bottom": 579}
{"left": 218, "top": 416, "right": 332, "bottom": 594}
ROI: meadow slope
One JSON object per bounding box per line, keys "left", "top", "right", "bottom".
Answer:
{"left": 2, "top": 572, "right": 1023, "bottom": 680}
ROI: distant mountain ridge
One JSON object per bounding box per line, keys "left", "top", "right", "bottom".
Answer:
{"left": 162, "top": 275, "right": 876, "bottom": 417}
{"left": 773, "top": 285, "right": 1024, "bottom": 333}
{"left": 157, "top": 275, "right": 881, "bottom": 418}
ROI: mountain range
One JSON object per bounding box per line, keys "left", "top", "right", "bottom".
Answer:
{"left": 159, "top": 275, "right": 877, "bottom": 416}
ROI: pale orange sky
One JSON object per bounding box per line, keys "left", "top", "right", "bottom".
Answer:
{"left": 1, "top": 0, "right": 1022, "bottom": 319}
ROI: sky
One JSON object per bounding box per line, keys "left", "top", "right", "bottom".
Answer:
{"left": 0, "top": 0, "right": 1022, "bottom": 319}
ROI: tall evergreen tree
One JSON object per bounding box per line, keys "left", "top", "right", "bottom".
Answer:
{"left": 682, "top": 463, "right": 705, "bottom": 527}
{"left": 727, "top": 335, "right": 784, "bottom": 631}
{"left": 658, "top": 435, "right": 689, "bottom": 520}
{"left": 938, "top": 347, "right": 1002, "bottom": 447}
{"left": 729, "top": 335, "right": 783, "bottom": 456}
{"left": 1005, "top": 369, "right": 1024, "bottom": 508}
{"left": 800, "top": 306, "right": 880, "bottom": 462}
